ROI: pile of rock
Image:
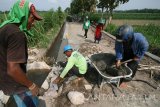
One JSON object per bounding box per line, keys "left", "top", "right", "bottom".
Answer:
{"left": 27, "top": 48, "right": 95, "bottom": 106}
{"left": 38, "top": 65, "right": 63, "bottom": 107}
{"left": 78, "top": 43, "right": 102, "bottom": 57}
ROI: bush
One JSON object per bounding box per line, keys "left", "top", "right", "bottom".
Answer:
{"left": 27, "top": 8, "right": 66, "bottom": 48}
{"left": 105, "top": 23, "right": 117, "bottom": 35}
{"left": 133, "top": 24, "right": 160, "bottom": 56}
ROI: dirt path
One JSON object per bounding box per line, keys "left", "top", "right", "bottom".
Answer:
{"left": 54, "top": 22, "right": 160, "bottom": 107}
{"left": 66, "top": 22, "right": 114, "bottom": 54}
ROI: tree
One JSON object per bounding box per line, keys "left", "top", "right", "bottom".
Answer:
{"left": 65, "top": 7, "right": 71, "bottom": 14}
{"left": 57, "top": 7, "right": 65, "bottom": 25}
{"left": 70, "top": 0, "right": 97, "bottom": 14}
{"left": 97, "top": 0, "right": 129, "bottom": 24}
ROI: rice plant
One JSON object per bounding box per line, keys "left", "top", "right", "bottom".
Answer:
{"left": 28, "top": 8, "right": 66, "bottom": 48}
{"left": 133, "top": 24, "right": 160, "bottom": 56}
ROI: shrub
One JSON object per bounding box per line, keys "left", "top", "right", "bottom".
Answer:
{"left": 133, "top": 24, "right": 160, "bottom": 56}
{"left": 105, "top": 23, "right": 117, "bottom": 35}
{"left": 27, "top": 8, "right": 66, "bottom": 48}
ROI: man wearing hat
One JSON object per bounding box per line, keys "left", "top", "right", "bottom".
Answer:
{"left": 53, "top": 45, "right": 88, "bottom": 84}
{"left": 0, "top": 0, "right": 42, "bottom": 106}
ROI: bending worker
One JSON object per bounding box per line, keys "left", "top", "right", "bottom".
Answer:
{"left": 0, "top": 0, "right": 42, "bottom": 106}
{"left": 53, "top": 45, "right": 87, "bottom": 84}
{"left": 115, "top": 25, "right": 149, "bottom": 80}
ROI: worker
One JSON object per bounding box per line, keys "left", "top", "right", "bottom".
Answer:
{"left": 53, "top": 45, "right": 88, "bottom": 84}
{"left": 115, "top": 25, "right": 149, "bottom": 85}
{"left": 82, "top": 16, "right": 90, "bottom": 39}
{"left": 0, "top": 0, "right": 42, "bottom": 106}
{"left": 94, "top": 19, "right": 104, "bottom": 44}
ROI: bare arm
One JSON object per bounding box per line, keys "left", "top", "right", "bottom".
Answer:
{"left": 7, "top": 62, "right": 32, "bottom": 87}
{"left": 7, "top": 62, "right": 39, "bottom": 96}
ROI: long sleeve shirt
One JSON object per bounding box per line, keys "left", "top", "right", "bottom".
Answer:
{"left": 115, "top": 33, "right": 149, "bottom": 60}
{"left": 60, "top": 51, "right": 87, "bottom": 78}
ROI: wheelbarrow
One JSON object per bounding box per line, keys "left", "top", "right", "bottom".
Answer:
{"left": 87, "top": 53, "right": 133, "bottom": 88}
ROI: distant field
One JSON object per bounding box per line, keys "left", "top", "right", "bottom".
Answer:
{"left": 112, "top": 13, "right": 160, "bottom": 20}
{"left": 111, "top": 19, "right": 160, "bottom": 26}
{"left": 89, "top": 13, "right": 160, "bottom": 23}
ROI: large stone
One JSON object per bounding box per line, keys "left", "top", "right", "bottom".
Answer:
{"left": 27, "top": 61, "right": 51, "bottom": 71}
{"left": 0, "top": 101, "right": 4, "bottom": 107}
{"left": 51, "top": 66, "right": 62, "bottom": 75}
{"left": 50, "top": 84, "right": 58, "bottom": 91}
{"left": 84, "top": 84, "right": 92, "bottom": 90}
{"left": 58, "top": 85, "right": 63, "bottom": 96}
{"left": 29, "top": 48, "right": 39, "bottom": 55}
{"left": 28, "top": 56, "right": 36, "bottom": 63}
{"left": 38, "top": 96, "right": 55, "bottom": 107}
{"left": 41, "top": 80, "right": 49, "bottom": 90}
{"left": 67, "top": 91, "right": 85, "bottom": 105}
{"left": 27, "top": 61, "right": 51, "bottom": 87}
{"left": 38, "top": 88, "right": 46, "bottom": 96}
{"left": 44, "top": 88, "right": 58, "bottom": 99}
{"left": 0, "top": 91, "right": 10, "bottom": 104}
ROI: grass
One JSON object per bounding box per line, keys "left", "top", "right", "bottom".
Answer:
{"left": 111, "top": 19, "right": 160, "bottom": 26}
{"left": 80, "top": 13, "right": 160, "bottom": 24}
{"left": 133, "top": 24, "right": 160, "bottom": 56}
{"left": 112, "top": 13, "right": 160, "bottom": 20}
{"left": 28, "top": 9, "right": 66, "bottom": 48}
{"left": 0, "top": 12, "right": 8, "bottom": 23}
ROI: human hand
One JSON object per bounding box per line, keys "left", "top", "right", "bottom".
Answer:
{"left": 116, "top": 60, "right": 121, "bottom": 68}
{"left": 52, "top": 76, "right": 62, "bottom": 84}
{"left": 133, "top": 56, "right": 139, "bottom": 61}
{"left": 29, "top": 83, "right": 39, "bottom": 96}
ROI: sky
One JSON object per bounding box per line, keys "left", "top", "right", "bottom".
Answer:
{"left": 0, "top": 0, "right": 160, "bottom": 12}
{"left": 0, "top": 0, "right": 71, "bottom": 11}
{"left": 116, "top": 0, "right": 160, "bottom": 10}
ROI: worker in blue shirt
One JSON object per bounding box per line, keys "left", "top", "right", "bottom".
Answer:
{"left": 115, "top": 25, "right": 149, "bottom": 81}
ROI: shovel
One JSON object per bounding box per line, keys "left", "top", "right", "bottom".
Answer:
{"left": 111, "top": 59, "right": 133, "bottom": 68}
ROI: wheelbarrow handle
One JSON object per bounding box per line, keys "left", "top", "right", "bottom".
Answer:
{"left": 112, "top": 59, "right": 133, "bottom": 67}
{"left": 120, "top": 59, "right": 133, "bottom": 64}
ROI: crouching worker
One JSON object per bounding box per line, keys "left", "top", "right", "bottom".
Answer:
{"left": 53, "top": 45, "right": 88, "bottom": 84}
{"left": 115, "top": 25, "right": 149, "bottom": 87}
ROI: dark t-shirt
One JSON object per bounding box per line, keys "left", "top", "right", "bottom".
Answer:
{"left": 0, "top": 24, "right": 28, "bottom": 95}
